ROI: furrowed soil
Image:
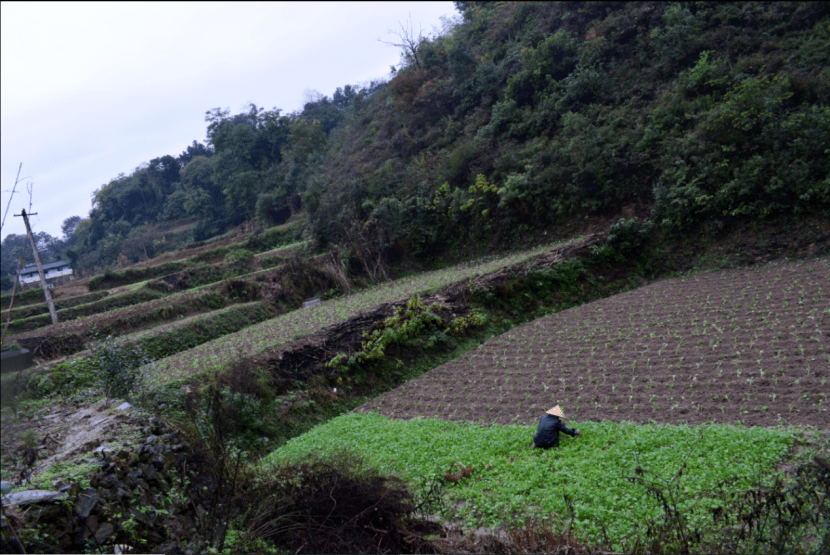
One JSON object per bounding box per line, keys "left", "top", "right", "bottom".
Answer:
{"left": 358, "top": 257, "right": 829, "bottom": 427}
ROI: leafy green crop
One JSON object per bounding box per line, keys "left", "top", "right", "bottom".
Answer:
{"left": 266, "top": 412, "right": 794, "bottom": 549}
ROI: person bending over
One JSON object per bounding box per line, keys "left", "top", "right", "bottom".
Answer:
{"left": 531, "top": 405, "right": 580, "bottom": 449}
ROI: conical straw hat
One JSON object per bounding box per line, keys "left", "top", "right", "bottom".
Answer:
{"left": 546, "top": 405, "right": 564, "bottom": 418}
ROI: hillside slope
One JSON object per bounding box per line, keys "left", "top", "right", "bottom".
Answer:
{"left": 306, "top": 1, "right": 830, "bottom": 270}
{"left": 48, "top": 2, "right": 830, "bottom": 282}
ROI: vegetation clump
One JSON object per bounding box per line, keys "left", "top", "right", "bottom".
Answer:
{"left": 244, "top": 451, "right": 441, "bottom": 554}
{"left": 327, "top": 296, "right": 473, "bottom": 374}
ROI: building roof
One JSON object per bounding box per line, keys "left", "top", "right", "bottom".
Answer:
{"left": 19, "top": 260, "right": 71, "bottom": 274}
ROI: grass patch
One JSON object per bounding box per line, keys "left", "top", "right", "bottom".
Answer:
{"left": 266, "top": 412, "right": 796, "bottom": 550}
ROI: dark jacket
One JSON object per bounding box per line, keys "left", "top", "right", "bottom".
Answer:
{"left": 533, "top": 415, "right": 578, "bottom": 448}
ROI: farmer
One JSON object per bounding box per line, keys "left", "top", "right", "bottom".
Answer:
{"left": 531, "top": 405, "right": 580, "bottom": 449}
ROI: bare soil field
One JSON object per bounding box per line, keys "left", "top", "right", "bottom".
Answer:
{"left": 49, "top": 280, "right": 93, "bottom": 299}
{"left": 358, "top": 257, "right": 829, "bottom": 427}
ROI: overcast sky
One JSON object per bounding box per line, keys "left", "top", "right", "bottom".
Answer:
{"left": 1, "top": 1, "right": 456, "bottom": 241}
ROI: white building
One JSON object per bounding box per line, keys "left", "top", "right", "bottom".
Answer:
{"left": 18, "top": 260, "right": 74, "bottom": 289}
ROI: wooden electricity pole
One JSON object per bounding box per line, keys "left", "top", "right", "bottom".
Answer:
{"left": 14, "top": 208, "right": 59, "bottom": 326}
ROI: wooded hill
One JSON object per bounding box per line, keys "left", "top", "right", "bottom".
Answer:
{"left": 3, "top": 1, "right": 828, "bottom": 288}
{"left": 304, "top": 1, "right": 829, "bottom": 271}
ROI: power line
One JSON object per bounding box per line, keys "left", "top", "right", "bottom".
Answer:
{"left": 1, "top": 163, "right": 23, "bottom": 236}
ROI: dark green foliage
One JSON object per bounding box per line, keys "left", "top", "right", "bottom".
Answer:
{"left": 2, "top": 291, "right": 107, "bottom": 320}
{"left": 47, "top": 2, "right": 830, "bottom": 284}
{"left": 72, "top": 219, "right": 197, "bottom": 278}
{"left": 259, "top": 255, "right": 285, "bottom": 270}
{"left": 652, "top": 71, "right": 830, "bottom": 230}
{"left": 87, "top": 336, "right": 151, "bottom": 399}
{"left": 33, "top": 359, "right": 98, "bottom": 397}
{"left": 301, "top": 1, "right": 829, "bottom": 268}
{"left": 591, "top": 218, "right": 655, "bottom": 266}
{"left": 0, "top": 287, "right": 49, "bottom": 307}
{"left": 506, "top": 29, "right": 578, "bottom": 107}
{"left": 255, "top": 190, "right": 291, "bottom": 227}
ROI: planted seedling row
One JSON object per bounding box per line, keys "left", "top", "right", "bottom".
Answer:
{"left": 359, "top": 257, "right": 829, "bottom": 427}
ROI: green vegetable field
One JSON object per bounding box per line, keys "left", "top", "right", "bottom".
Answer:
{"left": 267, "top": 412, "right": 796, "bottom": 549}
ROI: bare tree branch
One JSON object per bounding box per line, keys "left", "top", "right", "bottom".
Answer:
{"left": 378, "top": 13, "right": 426, "bottom": 70}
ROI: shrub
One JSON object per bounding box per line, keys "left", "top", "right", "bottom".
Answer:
{"left": 591, "top": 218, "right": 654, "bottom": 265}
{"left": 246, "top": 451, "right": 440, "bottom": 554}
{"left": 87, "top": 336, "right": 151, "bottom": 400}
{"left": 629, "top": 451, "right": 830, "bottom": 554}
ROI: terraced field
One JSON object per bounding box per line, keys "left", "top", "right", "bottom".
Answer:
{"left": 358, "top": 257, "right": 829, "bottom": 427}
{"left": 148, "top": 235, "right": 596, "bottom": 384}
{"left": 4, "top": 221, "right": 827, "bottom": 553}
{"left": 2, "top": 224, "right": 306, "bottom": 361}
{"left": 267, "top": 257, "right": 828, "bottom": 549}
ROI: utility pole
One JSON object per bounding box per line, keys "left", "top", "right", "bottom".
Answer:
{"left": 14, "top": 208, "right": 59, "bottom": 326}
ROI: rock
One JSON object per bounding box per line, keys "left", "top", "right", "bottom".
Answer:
{"left": 115, "top": 402, "right": 133, "bottom": 411}
{"left": 130, "top": 507, "right": 152, "bottom": 525}
{"left": 85, "top": 514, "right": 99, "bottom": 534}
{"left": 139, "top": 463, "right": 159, "bottom": 483}
{"left": 94, "top": 522, "right": 114, "bottom": 543}
{"left": 153, "top": 539, "right": 183, "bottom": 554}
{"left": 100, "top": 474, "right": 120, "bottom": 489}
{"left": 152, "top": 453, "right": 166, "bottom": 470}
{"left": 303, "top": 297, "right": 321, "bottom": 309}
{"left": 4, "top": 489, "right": 68, "bottom": 505}
{"left": 125, "top": 469, "right": 142, "bottom": 487}
{"left": 144, "top": 435, "right": 159, "bottom": 445}
{"left": 75, "top": 489, "right": 99, "bottom": 518}
{"left": 140, "top": 445, "right": 159, "bottom": 462}
{"left": 81, "top": 439, "right": 102, "bottom": 452}
{"left": 74, "top": 528, "right": 90, "bottom": 545}
{"left": 0, "top": 481, "right": 12, "bottom": 494}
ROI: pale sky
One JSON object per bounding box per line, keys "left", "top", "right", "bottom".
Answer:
{"left": 1, "top": 1, "right": 456, "bottom": 240}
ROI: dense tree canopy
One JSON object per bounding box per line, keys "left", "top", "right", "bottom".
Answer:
{"left": 31, "top": 1, "right": 828, "bottom": 284}
{"left": 305, "top": 1, "right": 830, "bottom": 265}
